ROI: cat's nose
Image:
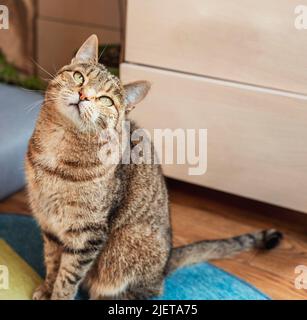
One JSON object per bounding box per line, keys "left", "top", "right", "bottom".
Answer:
{"left": 79, "top": 91, "right": 89, "bottom": 101}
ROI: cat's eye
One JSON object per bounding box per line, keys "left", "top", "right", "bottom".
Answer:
{"left": 99, "top": 96, "right": 114, "bottom": 107}
{"left": 73, "top": 71, "right": 84, "bottom": 85}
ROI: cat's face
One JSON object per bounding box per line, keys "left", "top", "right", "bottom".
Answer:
{"left": 46, "top": 35, "right": 150, "bottom": 131}
{"left": 49, "top": 61, "right": 123, "bottom": 130}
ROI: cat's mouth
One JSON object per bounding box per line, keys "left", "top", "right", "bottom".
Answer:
{"left": 69, "top": 102, "right": 79, "bottom": 108}
{"left": 67, "top": 100, "right": 93, "bottom": 122}
{"left": 68, "top": 102, "right": 81, "bottom": 114}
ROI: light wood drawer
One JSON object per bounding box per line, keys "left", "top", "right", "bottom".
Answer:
{"left": 126, "top": 0, "right": 307, "bottom": 94}
{"left": 38, "top": 0, "right": 120, "bottom": 29}
{"left": 120, "top": 62, "right": 307, "bottom": 213}
{"left": 37, "top": 19, "right": 120, "bottom": 75}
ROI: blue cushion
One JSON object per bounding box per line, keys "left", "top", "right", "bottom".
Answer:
{"left": 0, "top": 84, "right": 42, "bottom": 200}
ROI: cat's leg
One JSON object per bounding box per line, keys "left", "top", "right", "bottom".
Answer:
{"left": 50, "top": 232, "right": 107, "bottom": 300}
{"left": 85, "top": 224, "right": 168, "bottom": 300}
{"left": 91, "top": 283, "right": 164, "bottom": 300}
{"left": 121, "top": 280, "right": 164, "bottom": 300}
{"left": 33, "top": 232, "right": 62, "bottom": 300}
{"left": 87, "top": 263, "right": 164, "bottom": 300}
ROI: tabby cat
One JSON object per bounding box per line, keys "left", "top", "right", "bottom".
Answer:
{"left": 25, "top": 35, "right": 282, "bottom": 300}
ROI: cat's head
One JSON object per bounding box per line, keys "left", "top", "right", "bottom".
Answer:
{"left": 46, "top": 34, "right": 150, "bottom": 131}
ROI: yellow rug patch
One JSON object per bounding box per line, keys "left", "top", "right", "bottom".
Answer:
{"left": 0, "top": 239, "right": 42, "bottom": 300}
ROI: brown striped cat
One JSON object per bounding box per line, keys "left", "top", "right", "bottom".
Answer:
{"left": 25, "top": 35, "right": 282, "bottom": 300}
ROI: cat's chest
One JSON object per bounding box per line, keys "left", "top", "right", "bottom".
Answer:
{"left": 30, "top": 129, "right": 119, "bottom": 232}
{"left": 36, "top": 178, "right": 113, "bottom": 232}
{"left": 38, "top": 127, "right": 106, "bottom": 167}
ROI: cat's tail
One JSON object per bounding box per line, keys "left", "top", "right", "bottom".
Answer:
{"left": 166, "top": 229, "right": 282, "bottom": 275}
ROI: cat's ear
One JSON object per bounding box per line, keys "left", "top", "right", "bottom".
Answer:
{"left": 124, "top": 81, "right": 151, "bottom": 113}
{"left": 71, "top": 34, "right": 98, "bottom": 64}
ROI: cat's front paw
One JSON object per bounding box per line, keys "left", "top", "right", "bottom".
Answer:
{"left": 32, "top": 283, "right": 52, "bottom": 300}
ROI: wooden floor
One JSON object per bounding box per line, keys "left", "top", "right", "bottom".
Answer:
{"left": 0, "top": 180, "right": 307, "bottom": 300}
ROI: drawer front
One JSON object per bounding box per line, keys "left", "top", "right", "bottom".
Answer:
{"left": 126, "top": 0, "right": 307, "bottom": 94}
{"left": 120, "top": 62, "right": 307, "bottom": 212}
{"left": 37, "top": 19, "right": 120, "bottom": 75}
{"left": 38, "top": 0, "right": 120, "bottom": 29}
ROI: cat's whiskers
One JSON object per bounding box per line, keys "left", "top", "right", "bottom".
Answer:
{"left": 31, "top": 58, "right": 56, "bottom": 79}
{"left": 21, "top": 87, "right": 45, "bottom": 94}
{"left": 24, "top": 99, "right": 44, "bottom": 113}
{"left": 44, "top": 98, "right": 62, "bottom": 104}
{"left": 98, "top": 44, "right": 108, "bottom": 62}
{"left": 52, "top": 62, "right": 59, "bottom": 75}
{"left": 44, "top": 77, "right": 65, "bottom": 89}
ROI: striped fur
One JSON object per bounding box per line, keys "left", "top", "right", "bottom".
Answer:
{"left": 25, "top": 35, "right": 282, "bottom": 300}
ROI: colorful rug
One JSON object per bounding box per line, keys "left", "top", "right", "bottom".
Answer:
{"left": 0, "top": 213, "right": 269, "bottom": 300}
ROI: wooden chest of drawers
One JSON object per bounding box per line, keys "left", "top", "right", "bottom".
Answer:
{"left": 121, "top": 0, "right": 307, "bottom": 212}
